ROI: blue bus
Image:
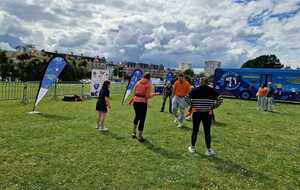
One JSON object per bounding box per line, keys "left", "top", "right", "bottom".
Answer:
{"left": 214, "top": 68, "right": 300, "bottom": 102}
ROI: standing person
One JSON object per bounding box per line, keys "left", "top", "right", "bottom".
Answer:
{"left": 265, "top": 82, "right": 274, "bottom": 112}
{"left": 172, "top": 73, "right": 191, "bottom": 128}
{"left": 129, "top": 73, "right": 157, "bottom": 142}
{"left": 96, "top": 80, "right": 111, "bottom": 131}
{"left": 256, "top": 84, "right": 266, "bottom": 111}
{"left": 160, "top": 82, "right": 173, "bottom": 113}
{"left": 186, "top": 77, "right": 223, "bottom": 155}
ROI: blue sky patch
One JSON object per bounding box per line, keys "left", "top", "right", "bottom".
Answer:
{"left": 248, "top": 9, "right": 272, "bottom": 26}
{"left": 270, "top": 6, "right": 300, "bottom": 21}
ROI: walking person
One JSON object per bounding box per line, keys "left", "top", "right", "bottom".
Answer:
{"left": 264, "top": 82, "right": 274, "bottom": 112}
{"left": 186, "top": 77, "right": 223, "bottom": 155}
{"left": 256, "top": 84, "right": 266, "bottom": 111}
{"left": 160, "top": 82, "right": 173, "bottom": 113}
{"left": 129, "top": 73, "right": 158, "bottom": 142}
{"left": 172, "top": 73, "right": 191, "bottom": 128}
{"left": 96, "top": 80, "right": 111, "bottom": 132}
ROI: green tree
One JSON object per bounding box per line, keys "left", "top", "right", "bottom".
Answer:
{"left": 241, "top": 55, "right": 284, "bottom": 68}
{"left": 183, "top": 69, "right": 194, "bottom": 78}
{"left": 16, "top": 58, "right": 46, "bottom": 81}
{"left": 78, "top": 60, "right": 88, "bottom": 67}
{"left": 16, "top": 52, "right": 31, "bottom": 61}
{"left": 183, "top": 69, "right": 194, "bottom": 84}
{"left": 0, "top": 50, "right": 14, "bottom": 81}
{"left": 60, "top": 63, "right": 77, "bottom": 81}
{"left": 208, "top": 75, "right": 214, "bottom": 83}
{"left": 113, "top": 66, "right": 124, "bottom": 78}
{"left": 113, "top": 67, "right": 118, "bottom": 76}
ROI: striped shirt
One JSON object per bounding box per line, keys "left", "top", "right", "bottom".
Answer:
{"left": 185, "top": 85, "right": 223, "bottom": 112}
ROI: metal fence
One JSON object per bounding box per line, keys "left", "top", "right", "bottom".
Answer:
{"left": 0, "top": 81, "right": 90, "bottom": 102}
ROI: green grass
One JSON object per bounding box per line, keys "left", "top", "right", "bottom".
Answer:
{"left": 0, "top": 85, "right": 299, "bottom": 190}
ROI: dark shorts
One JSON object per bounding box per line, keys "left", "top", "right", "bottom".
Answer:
{"left": 96, "top": 102, "right": 108, "bottom": 113}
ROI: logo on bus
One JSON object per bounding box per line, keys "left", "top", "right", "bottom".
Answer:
{"left": 222, "top": 72, "right": 241, "bottom": 90}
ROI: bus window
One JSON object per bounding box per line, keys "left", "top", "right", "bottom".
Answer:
{"left": 260, "top": 74, "right": 272, "bottom": 85}
{"left": 242, "top": 75, "right": 259, "bottom": 86}
{"left": 287, "top": 77, "right": 300, "bottom": 85}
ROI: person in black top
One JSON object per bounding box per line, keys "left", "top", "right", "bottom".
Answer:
{"left": 264, "top": 82, "right": 274, "bottom": 112}
{"left": 160, "top": 82, "right": 173, "bottom": 113}
{"left": 96, "top": 80, "right": 111, "bottom": 131}
{"left": 186, "top": 77, "right": 223, "bottom": 156}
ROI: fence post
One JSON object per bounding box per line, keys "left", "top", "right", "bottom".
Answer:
{"left": 81, "top": 83, "right": 84, "bottom": 97}
{"left": 53, "top": 81, "right": 58, "bottom": 101}
{"left": 21, "top": 82, "right": 28, "bottom": 104}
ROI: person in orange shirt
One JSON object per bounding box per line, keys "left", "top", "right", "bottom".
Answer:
{"left": 256, "top": 84, "right": 266, "bottom": 111}
{"left": 172, "top": 73, "right": 191, "bottom": 128}
{"left": 128, "top": 73, "right": 158, "bottom": 142}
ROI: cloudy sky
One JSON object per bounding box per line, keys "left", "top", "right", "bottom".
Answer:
{"left": 0, "top": 0, "right": 300, "bottom": 68}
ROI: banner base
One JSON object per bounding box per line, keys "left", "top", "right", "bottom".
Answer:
{"left": 27, "top": 111, "right": 40, "bottom": 114}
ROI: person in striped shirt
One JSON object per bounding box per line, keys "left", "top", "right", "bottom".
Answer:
{"left": 185, "top": 77, "right": 223, "bottom": 156}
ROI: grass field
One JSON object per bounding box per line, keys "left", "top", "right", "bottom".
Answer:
{"left": 0, "top": 85, "right": 299, "bottom": 190}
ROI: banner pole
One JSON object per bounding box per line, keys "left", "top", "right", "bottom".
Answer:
{"left": 32, "top": 58, "right": 51, "bottom": 112}
{"left": 29, "top": 55, "right": 67, "bottom": 114}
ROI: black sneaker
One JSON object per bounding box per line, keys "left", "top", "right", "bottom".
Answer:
{"left": 132, "top": 133, "right": 137, "bottom": 139}
{"left": 138, "top": 137, "right": 146, "bottom": 143}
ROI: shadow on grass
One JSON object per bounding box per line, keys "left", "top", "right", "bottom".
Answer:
{"left": 37, "top": 113, "right": 73, "bottom": 121}
{"left": 213, "top": 121, "right": 227, "bottom": 127}
{"left": 268, "top": 110, "right": 289, "bottom": 115}
{"left": 102, "top": 132, "right": 127, "bottom": 141}
{"left": 143, "top": 140, "right": 182, "bottom": 159}
{"left": 206, "top": 156, "right": 274, "bottom": 185}
{"left": 180, "top": 126, "right": 192, "bottom": 131}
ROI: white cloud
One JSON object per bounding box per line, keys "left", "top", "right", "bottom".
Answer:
{"left": 0, "top": 0, "right": 299, "bottom": 68}
{"left": 144, "top": 41, "right": 160, "bottom": 50}
{"left": 272, "top": 1, "right": 299, "bottom": 15}
{"left": 0, "top": 42, "right": 15, "bottom": 51}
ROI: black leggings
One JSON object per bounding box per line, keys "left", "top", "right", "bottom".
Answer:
{"left": 192, "top": 112, "right": 212, "bottom": 148}
{"left": 133, "top": 102, "right": 148, "bottom": 131}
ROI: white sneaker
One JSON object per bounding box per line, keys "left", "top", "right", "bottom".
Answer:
{"left": 177, "top": 123, "right": 183, "bottom": 128}
{"left": 205, "top": 149, "right": 215, "bottom": 156}
{"left": 188, "top": 146, "right": 196, "bottom": 153}
{"left": 99, "top": 127, "right": 109, "bottom": 132}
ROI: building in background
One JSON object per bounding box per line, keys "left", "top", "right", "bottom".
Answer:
{"left": 178, "top": 62, "right": 192, "bottom": 71}
{"left": 41, "top": 50, "right": 107, "bottom": 70}
{"left": 204, "top": 61, "right": 221, "bottom": 76}
{"left": 122, "top": 62, "right": 165, "bottom": 79}
{"left": 2, "top": 47, "right": 168, "bottom": 81}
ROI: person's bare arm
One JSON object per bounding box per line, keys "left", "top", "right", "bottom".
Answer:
{"left": 105, "top": 97, "right": 111, "bottom": 108}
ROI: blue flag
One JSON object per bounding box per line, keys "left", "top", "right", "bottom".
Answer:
{"left": 122, "top": 69, "right": 143, "bottom": 104}
{"left": 166, "top": 71, "right": 173, "bottom": 84}
{"left": 34, "top": 56, "right": 67, "bottom": 109}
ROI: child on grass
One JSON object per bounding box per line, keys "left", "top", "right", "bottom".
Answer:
{"left": 96, "top": 80, "right": 111, "bottom": 131}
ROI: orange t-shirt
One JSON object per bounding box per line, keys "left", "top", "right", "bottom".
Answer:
{"left": 173, "top": 80, "right": 191, "bottom": 97}
{"left": 257, "top": 87, "right": 266, "bottom": 97}
{"left": 133, "top": 78, "right": 152, "bottom": 103}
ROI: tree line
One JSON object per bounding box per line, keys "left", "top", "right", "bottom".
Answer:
{"left": 0, "top": 49, "right": 91, "bottom": 81}
{"left": 0, "top": 48, "right": 284, "bottom": 82}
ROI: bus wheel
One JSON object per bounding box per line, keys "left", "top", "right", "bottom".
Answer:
{"left": 240, "top": 91, "right": 251, "bottom": 100}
